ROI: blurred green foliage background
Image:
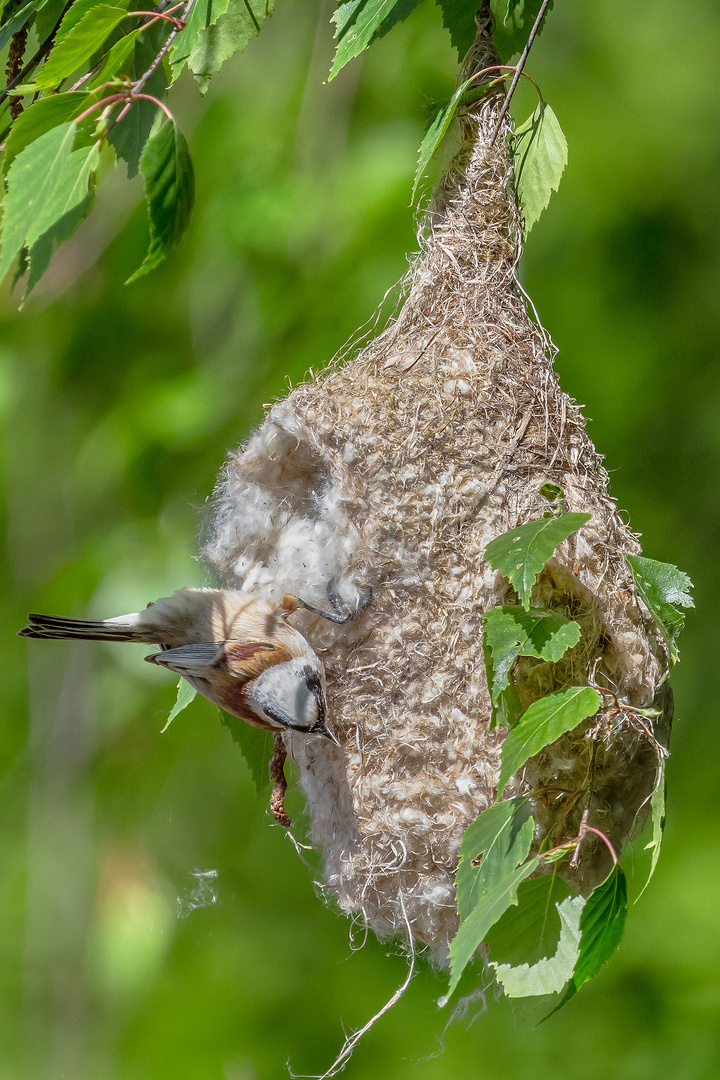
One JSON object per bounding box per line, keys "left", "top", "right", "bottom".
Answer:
{"left": 2, "top": 1, "right": 719, "bottom": 1077}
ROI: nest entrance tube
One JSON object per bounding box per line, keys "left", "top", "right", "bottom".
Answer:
{"left": 204, "top": 25, "right": 670, "bottom": 963}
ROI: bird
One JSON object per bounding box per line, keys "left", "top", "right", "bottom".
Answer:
{"left": 18, "top": 584, "right": 369, "bottom": 742}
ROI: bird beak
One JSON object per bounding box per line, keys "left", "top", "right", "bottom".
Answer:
{"left": 320, "top": 720, "right": 341, "bottom": 746}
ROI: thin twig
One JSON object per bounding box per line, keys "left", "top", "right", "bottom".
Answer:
{"left": 488, "top": 0, "right": 553, "bottom": 146}
{"left": 134, "top": 0, "right": 194, "bottom": 93}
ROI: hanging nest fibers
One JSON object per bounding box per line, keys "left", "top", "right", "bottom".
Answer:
{"left": 202, "top": 23, "right": 671, "bottom": 967}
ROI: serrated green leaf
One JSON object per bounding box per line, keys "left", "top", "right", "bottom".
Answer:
{"left": 330, "top": 0, "right": 416, "bottom": 79}
{"left": 35, "top": 0, "right": 72, "bottom": 42}
{"left": 88, "top": 25, "right": 140, "bottom": 88}
{"left": 484, "top": 511, "right": 590, "bottom": 610}
{"left": 513, "top": 100, "right": 568, "bottom": 236}
{"left": 0, "top": 0, "right": 40, "bottom": 54}
{"left": 626, "top": 555, "right": 694, "bottom": 663}
{"left": 573, "top": 864, "right": 627, "bottom": 988}
{"left": 497, "top": 685, "right": 601, "bottom": 797}
{"left": 412, "top": 77, "right": 472, "bottom": 203}
{"left": 169, "top": 0, "right": 223, "bottom": 79}
{"left": 174, "top": 0, "right": 276, "bottom": 90}
{"left": 490, "top": 0, "right": 554, "bottom": 62}
{"left": 160, "top": 678, "right": 198, "bottom": 733}
{"left": 2, "top": 91, "right": 91, "bottom": 174}
{"left": 483, "top": 606, "right": 581, "bottom": 705}
{"left": 36, "top": 3, "right": 130, "bottom": 89}
{"left": 220, "top": 714, "right": 273, "bottom": 797}
{"left": 485, "top": 873, "right": 573, "bottom": 965}
{"left": 106, "top": 20, "right": 168, "bottom": 178}
{"left": 444, "top": 797, "right": 537, "bottom": 1002}
{"left": 436, "top": 0, "right": 481, "bottom": 56}
{"left": 491, "top": 891, "right": 584, "bottom": 998}
{"left": 0, "top": 121, "right": 100, "bottom": 285}
{"left": 126, "top": 117, "right": 195, "bottom": 283}
{"left": 456, "top": 797, "right": 533, "bottom": 920}
{"left": 24, "top": 141, "right": 99, "bottom": 296}
{"left": 446, "top": 858, "right": 539, "bottom": 1003}
{"left": 637, "top": 758, "right": 666, "bottom": 900}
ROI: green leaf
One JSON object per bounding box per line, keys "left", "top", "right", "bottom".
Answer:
{"left": 513, "top": 100, "right": 568, "bottom": 236}
{"left": 412, "top": 77, "right": 472, "bottom": 203}
{"left": 160, "top": 679, "right": 198, "bottom": 733}
{"left": 497, "top": 685, "right": 602, "bottom": 797}
{"left": 0, "top": 121, "right": 99, "bottom": 285}
{"left": 106, "top": 20, "right": 168, "bottom": 178}
{"left": 36, "top": 3, "right": 130, "bottom": 89}
{"left": 637, "top": 758, "right": 666, "bottom": 900}
{"left": 35, "top": 0, "right": 71, "bottom": 42}
{"left": 126, "top": 117, "right": 195, "bottom": 283}
{"left": 436, "top": 0, "right": 481, "bottom": 57}
{"left": 88, "top": 25, "right": 140, "bottom": 88}
{"left": 2, "top": 91, "right": 91, "bottom": 174}
{"left": 484, "top": 511, "right": 590, "bottom": 610}
{"left": 573, "top": 864, "right": 627, "bottom": 989}
{"left": 491, "top": 0, "right": 554, "bottom": 62}
{"left": 539, "top": 481, "right": 564, "bottom": 503}
{"left": 0, "top": 0, "right": 40, "bottom": 54}
{"left": 25, "top": 142, "right": 100, "bottom": 296}
{"left": 483, "top": 606, "right": 581, "bottom": 705}
{"left": 490, "top": 891, "right": 584, "bottom": 998}
{"left": 626, "top": 555, "right": 694, "bottom": 663}
{"left": 173, "top": 0, "right": 276, "bottom": 90}
{"left": 221, "top": 714, "right": 273, "bottom": 797}
{"left": 444, "top": 797, "right": 537, "bottom": 1002}
{"left": 485, "top": 873, "right": 573, "bottom": 965}
{"left": 169, "top": 0, "right": 225, "bottom": 79}
{"left": 330, "top": 0, "right": 417, "bottom": 79}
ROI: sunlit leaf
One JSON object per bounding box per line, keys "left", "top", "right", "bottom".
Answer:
{"left": 174, "top": 0, "right": 276, "bottom": 90}
{"left": 497, "top": 685, "right": 601, "bottom": 797}
{"left": 485, "top": 873, "right": 573, "bottom": 965}
{"left": 330, "top": 0, "right": 418, "bottom": 79}
{"left": 513, "top": 100, "right": 568, "bottom": 236}
{"left": 2, "top": 92, "right": 91, "bottom": 174}
{"left": 490, "top": 890, "right": 584, "bottom": 998}
{"left": 36, "top": 2, "right": 130, "bottom": 89}
{"left": 25, "top": 142, "right": 100, "bottom": 296}
{"left": 637, "top": 758, "right": 666, "bottom": 899}
{"left": 0, "top": 0, "right": 41, "bottom": 54}
{"left": 160, "top": 678, "right": 198, "bottom": 733}
{"left": 126, "top": 117, "right": 195, "bottom": 283}
{"left": 412, "top": 77, "right": 472, "bottom": 202}
{"left": 483, "top": 605, "right": 581, "bottom": 705}
{"left": 0, "top": 121, "right": 99, "bottom": 286}
{"left": 573, "top": 864, "right": 627, "bottom": 989}
{"left": 484, "top": 512, "right": 590, "bottom": 610}
{"left": 88, "top": 26, "right": 140, "bottom": 88}
{"left": 627, "top": 555, "right": 694, "bottom": 663}
{"left": 444, "top": 797, "right": 537, "bottom": 1002}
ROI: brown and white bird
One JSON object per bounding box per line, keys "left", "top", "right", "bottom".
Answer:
{"left": 18, "top": 586, "right": 364, "bottom": 741}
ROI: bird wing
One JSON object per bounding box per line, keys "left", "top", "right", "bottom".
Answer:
{"left": 145, "top": 642, "right": 224, "bottom": 676}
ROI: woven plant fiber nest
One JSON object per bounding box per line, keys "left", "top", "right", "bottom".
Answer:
{"left": 203, "top": 26, "right": 671, "bottom": 963}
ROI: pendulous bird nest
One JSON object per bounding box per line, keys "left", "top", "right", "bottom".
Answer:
{"left": 201, "top": 27, "right": 671, "bottom": 964}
